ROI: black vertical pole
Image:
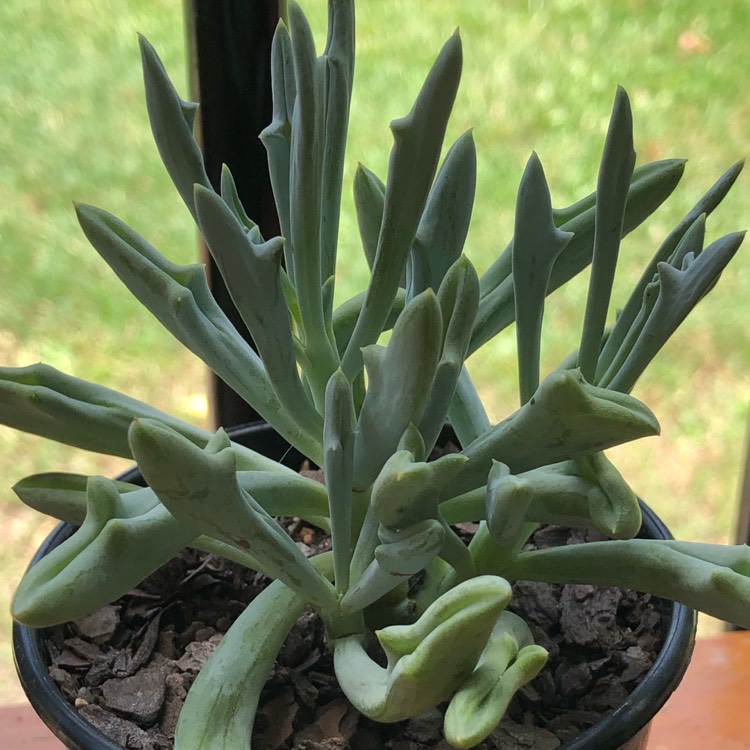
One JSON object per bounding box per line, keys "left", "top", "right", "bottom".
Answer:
{"left": 185, "top": 0, "right": 283, "bottom": 429}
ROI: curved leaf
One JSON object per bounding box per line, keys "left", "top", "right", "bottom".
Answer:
{"left": 12, "top": 478, "right": 196, "bottom": 627}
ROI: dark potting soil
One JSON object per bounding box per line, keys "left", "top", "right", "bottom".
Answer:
{"left": 43, "top": 517, "right": 663, "bottom": 750}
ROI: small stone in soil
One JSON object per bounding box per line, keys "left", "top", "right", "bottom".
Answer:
{"left": 294, "top": 740, "right": 350, "bottom": 750}
{"left": 75, "top": 605, "right": 120, "bottom": 643}
{"left": 403, "top": 710, "right": 443, "bottom": 743}
{"left": 491, "top": 720, "right": 561, "bottom": 749}
{"left": 79, "top": 704, "right": 170, "bottom": 750}
{"left": 101, "top": 665, "right": 168, "bottom": 725}
{"left": 175, "top": 633, "right": 223, "bottom": 673}
{"left": 160, "top": 673, "right": 188, "bottom": 739}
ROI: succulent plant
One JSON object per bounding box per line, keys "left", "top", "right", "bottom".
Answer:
{"left": 5, "top": 1, "right": 749, "bottom": 748}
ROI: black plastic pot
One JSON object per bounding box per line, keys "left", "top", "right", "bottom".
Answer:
{"left": 13, "top": 422, "right": 696, "bottom": 750}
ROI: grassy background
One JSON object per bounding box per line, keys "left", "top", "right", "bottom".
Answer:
{"left": 1, "top": 0, "right": 748, "bottom": 703}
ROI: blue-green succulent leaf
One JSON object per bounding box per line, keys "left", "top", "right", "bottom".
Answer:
{"left": 473, "top": 158, "right": 686, "bottom": 352}
{"left": 75, "top": 203, "right": 322, "bottom": 464}
{"left": 324, "top": 369, "right": 356, "bottom": 592}
{"left": 332, "top": 288, "right": 405, "bottom": 357}
{"left": 409, "top": 130, "right": 477, "bottom": 297}
{"left": 0, "top": 363, "right": 209, "bottom": 459}
{"left": 287, "top": 2, "right": 341, "bottom": 392}
{"left": 578, "top": 86, "right": 636, "bottom": 382}
{"left": 139, "top": 35, "right": 211, "bottom": 222}
{"left": 448, "top": 367, "right": 491, "bottom": 447}
{"left": 595, "top": 160, "right": 743, "bottom": 378}
{"left": 419, "top": 256, "right": 480, "bottom": 453}
{"left": 445, "top": 612, "right": 548, "bottom": 748}
{"left": 607, "top": 230, "right": 745, "bottom": 393}
{"left": 234, "top": 471, "right": 328, "bottom": 525}
{"left": 445, "top": 369, "right": 659, "bottom": 498}
{"left": 12, "top": 478, "right": 196, "bottom": 627}
{"left": 194, "top": 184, "right": 323, "bottom": 439}
{"left": 319, "top": 0, "right": 355, "bottom": 279}
{"left": 372, "top": 450, "right": 467, "bottom": 530}
{"left": 174, "top": 579, "right": 307, "bottom": 750}
{"left": 486, "top": 453, "right": 641, "bottom": 546}
{"left": 260, "top": 19, "right": 295, "bottom": 270}
{"left": 354, "top": 163, "right": 386, "bottom": 270}
{"left": 353, "top": 290, "right": 443, "bottom": 489}
{"left": 128, "top": 419, "right": 337, "bottom": 611}
{"left": 341, "top": 32, "right": 463, "bottom": 379}
{"left": 219, "top": 165, "right": 258, "bottom": 233}
{"left": 13, "top": 472, "right": 140, "bottom": 525}
{"left": 397, "top": 422, "right": 427, "bottom": 457}
{"left": 504, "top": 539, "right": 750, "bottom": 629}
{"left": 512, "top": 152, "right": 574, "bottom": 403}
{"left": 334, "top": 576, "right": 511, "bottom": 722}
{"left": 341, "top": 519, "right": 446, "bottom": 613}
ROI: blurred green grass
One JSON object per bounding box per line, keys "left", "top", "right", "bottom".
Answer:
{"left": 1, "top": 0, "right": 749, "bottom": 702}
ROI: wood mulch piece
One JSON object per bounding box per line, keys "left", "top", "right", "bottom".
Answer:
{"left": 43, "top": 520, "right": 664, "bottom": 750}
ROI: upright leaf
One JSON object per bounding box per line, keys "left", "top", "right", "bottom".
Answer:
{"left": 409, "top": 131, "right": 477, "bottom": 297}
{"left": 324, "top": 369, "right": 356, "bottom": 593}
{"left": 578, "top": 87, "right": 636, "bottom": 381}
{"left": 139, "top": 36, "right": 211, "bottom": 222}
{"left": 512, "top": 153, "right": 573, "bottom": 403}
{"left": 194, "top": 185, "right": 323, "bottom": 438}
{"left": 341, "top": 32, "right": 463, "bottom": 379}
{"left": 595, "top": 160, "right": 744, "bottom": 376}
{"left": 353, "top": 290, "right": 443, "bottom": 489}
{"left": 472, "top": 158, "right": 686, "bottom": 353}
{"left": 607, "top": 231, "right": 745, "bottom": 393}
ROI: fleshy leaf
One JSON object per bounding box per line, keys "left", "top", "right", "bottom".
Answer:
{"left": 512, "top": 152, "right": 573, "bottom": 403}
{"left": 341, "top": 32, "right": 463, "bottom": 379}
{"left": 486, "top": 452, "right": 641, "bottom": 546}
{"left": 139, "top": 35, "right": 211, "bottom": 222}
{"left": 605, "top": 230, "right": 746, "bottom": 393}
{"left": 577, "top": 86, "right": 636, "bottom": 381}
{"left": 445, "top": 612, "right": 548, "bottom": 748}
{"left": 332, "top": 288, "right": 405, "bottom": 357}
{"left": 324, "top": 369, "right": 356, "bottom": 592}
{"left": 472, "top": 158, "right": 686, "bottom": 352}
{"left": 128, "top": 419, "right": 336, "bottom": 610}
{"left": 354, "top": 163, "right": 386, "bottom": 269}
{"left": 259, "top": 20, "right": 295, "bottom": 271}
{"left": 287, "top": 2, "right": 341, "bottom": 391}
{"left": 504, "top": 539, "right": 750, "bottom": 628}
{"left": 353, "top": 290, "right": 443, "bottom": 489}
{"left": 75, "top": 203, "right": 323, "bottom": 464}
{"left": 174, "top": 579, "right": 307, "bottom": 750}
{"left": 409, "top": 131, "right": 477, "bottom": 297}
{"left": 334, "top": 576, "right": 511, "bottom": 722}
{"left": 0, "top": 363, "right": 209, "bottom": 458}
{"left": 13, "top": 472, "right": 140, "bottom": 525}
{"left": 595, "top": 160, "right": 743, "bottom": 378}
{"left": 194, "top": 184, "right": 323, "bottom": 438}
{"left": 419, "top": 256, "right": 480, "bottom": 453}
{"left": 12, "top": 478, "right": 196, "bottom": 626}
{"left": 372, "top": 450, "right": 467, "bottom": 530}
{"left": 445, "top": 369, "right": 659, "bottom": 497}
{"left": 341, "top": 520, "right": 446, "bottom": 613}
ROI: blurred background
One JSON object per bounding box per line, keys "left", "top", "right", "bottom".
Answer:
{"left": 1, "top": 0, "right": 748, "bottom": 703}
